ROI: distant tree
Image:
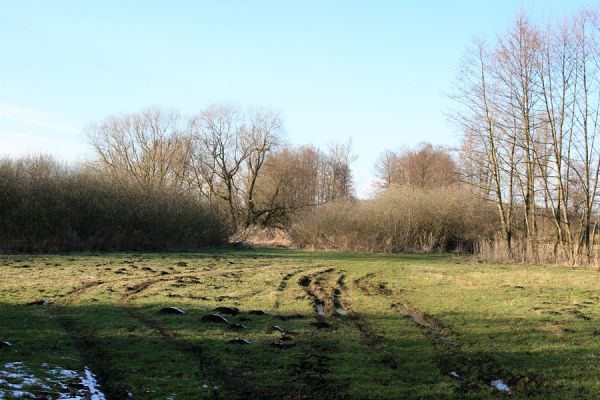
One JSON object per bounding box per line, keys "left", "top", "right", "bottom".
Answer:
{"left": 86, "top": 107, "right": 191, "bottom": 192}
{"left": 375, "top": 143, "right": 457, "bottom": 189}
{"left": 188, "top": 104, "right": 282, "bottom": 229}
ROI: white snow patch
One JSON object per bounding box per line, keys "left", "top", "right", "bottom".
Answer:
{"left": 0, "top": 361, "right": 107, "bottom": 399}
{"left": 490, "top": 379, "right": 511, "bottom": 392}
{"left": 316, "top": 304, "right": 325, "bottom": 315}
{"left": 82, "top": 367, "right": 106, "bottom": 400}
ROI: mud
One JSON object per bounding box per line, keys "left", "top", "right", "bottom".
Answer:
{"left": 214, "top": 306, "right": 240, "bottom": 315}
{"left": 294, "top": 268, "right": 346, "bottom": 398}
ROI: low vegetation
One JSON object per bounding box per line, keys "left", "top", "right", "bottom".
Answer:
{"left": 1, "top": 250, "right": 599, "bottom": 399}
{"left": 291, "top": 185, "right": 495, "bottom": 253}
{"left": 0, "top": 156, "right": 228, "bottom": 252}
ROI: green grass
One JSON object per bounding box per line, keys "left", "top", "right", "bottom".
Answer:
{"left": 0, "top": 249, "right": 599, "bottom": 399}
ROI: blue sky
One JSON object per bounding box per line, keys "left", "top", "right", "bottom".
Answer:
{"left": 1, "top": 0, "right": 597, "bottom": 196}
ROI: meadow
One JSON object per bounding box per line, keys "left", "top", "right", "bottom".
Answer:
{"left": 0, "top": 249, "right": 598, "bottom": 399}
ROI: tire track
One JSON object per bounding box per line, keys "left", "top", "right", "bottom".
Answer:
{"left": 295, "top": 268, "right": 347, "bottom": 399}
{"left": 53, "top": 311, "right": 131, "bottom": 399}
{"left": 334, "top": 274, "right": 400, "bottom": 369}
{"left": 353, "top": 272, "right": 541, "bottom": 396}
{"left": 273, "top": 267, "right": 305, "bottom": 310}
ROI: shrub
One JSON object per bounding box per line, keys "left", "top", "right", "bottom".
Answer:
{"left": 0, "top": 156, "right": 230, "bottom": 252}
{"left": 290, "top": 185, "right": 495, "bottom": 253}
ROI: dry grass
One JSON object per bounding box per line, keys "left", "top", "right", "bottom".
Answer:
{"left": 290, "top": 185, "right": 495, "bottom": 253}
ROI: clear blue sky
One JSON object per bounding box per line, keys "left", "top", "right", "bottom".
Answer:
{"left": 1, "top": 0, "right": 597, "bottom": 196}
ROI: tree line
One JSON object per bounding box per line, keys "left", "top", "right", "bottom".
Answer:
{"left": 454, "top": 8, "right": 600, "bottom": 263}
{"left": 4, "top": 6, "right": 600, "bottom": 264}
{"left": 0, "top": 104, "right": 356, "bottom": 252}
{"left": 88, "top": 104, "right": 354, "bottom": 230}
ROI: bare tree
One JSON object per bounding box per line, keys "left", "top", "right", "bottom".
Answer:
{"left": 453, "top": 8, "right": 600, "bottom": 263}
{"left": 87, "top": 107, "right": 191, "bottom": 192}
{"left": 189, "top": 104, "right": 283, "bottom": 229}
{"left": 189, "top": 104, "right": 248, "bottom": 228}
{"left": 240, "top": 108, "right": 283, "bottom": 226}
{"left": 375, "top": 143, "right": 458, "bottom": 189}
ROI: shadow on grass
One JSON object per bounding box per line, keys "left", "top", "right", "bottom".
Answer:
{"left": 1, "top": 300, "right": 598, "bottom": 400}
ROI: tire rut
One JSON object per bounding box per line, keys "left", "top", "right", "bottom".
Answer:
{"left": 121, "top": 274, "right": 202, "bottom": 299}
{"left": 353, "top": 272, "right": 542, "bottom": 397}
{"left": 274, "top": 268, "right": 304, "bottom": 310}
{"left": 335, "top": 274, "right": 400, "bottom": 369}
{"left": 295, "top": 268, "right": 347, "bottom": 399}
{"left": 53, "top": 312, "right": 131, "bottom": 399}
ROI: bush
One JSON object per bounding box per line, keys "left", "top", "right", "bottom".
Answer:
{"left": 0, "top": 156, "right": 230, "bottom": 252}
{"left": 290, "top": 185, "right": 495, "bottom": 253}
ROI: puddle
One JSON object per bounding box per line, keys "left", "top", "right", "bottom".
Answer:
{"left": 490, "top": 379, "right": 511, "bottom": 392}
{"left": 0, "top": 362, "right": 106, "bottom": 399}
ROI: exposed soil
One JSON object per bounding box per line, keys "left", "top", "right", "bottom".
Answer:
{"left": 122, "top": 274, "right": 201, "bottom": 298}
{"left": 294, "top": 267, "right": 347, "bottom": 399}
{"left": 274, "top": 268, "right": 303, "bottom": 310}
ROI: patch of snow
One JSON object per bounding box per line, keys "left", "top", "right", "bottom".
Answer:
{"left": 82, "top": 367, "right": 106, "bottom": 400}
{"left": 316, "top": 304, "right": 325, "bottom": 315}
{"left": 0, "top": 361, "right": 107, "bottom": 400}
{"left": 490, "top": 379, "right": 511, "bottom": 392}
{"left": 8, "top": 390, "right": 35, "bottom": 398}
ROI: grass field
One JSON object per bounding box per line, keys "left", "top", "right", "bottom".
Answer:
{"left": 0, "top": 249, "right": 599, "bottom": 399}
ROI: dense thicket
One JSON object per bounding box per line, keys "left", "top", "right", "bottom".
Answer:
{"left": 290, "top": 185, "right": 495, "bottom": 253}
{"left": 0, "top": 156, "right": 228, "bottom": 252}
{"left": 0, "top": 104, "right": 355, "bottom": 253}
